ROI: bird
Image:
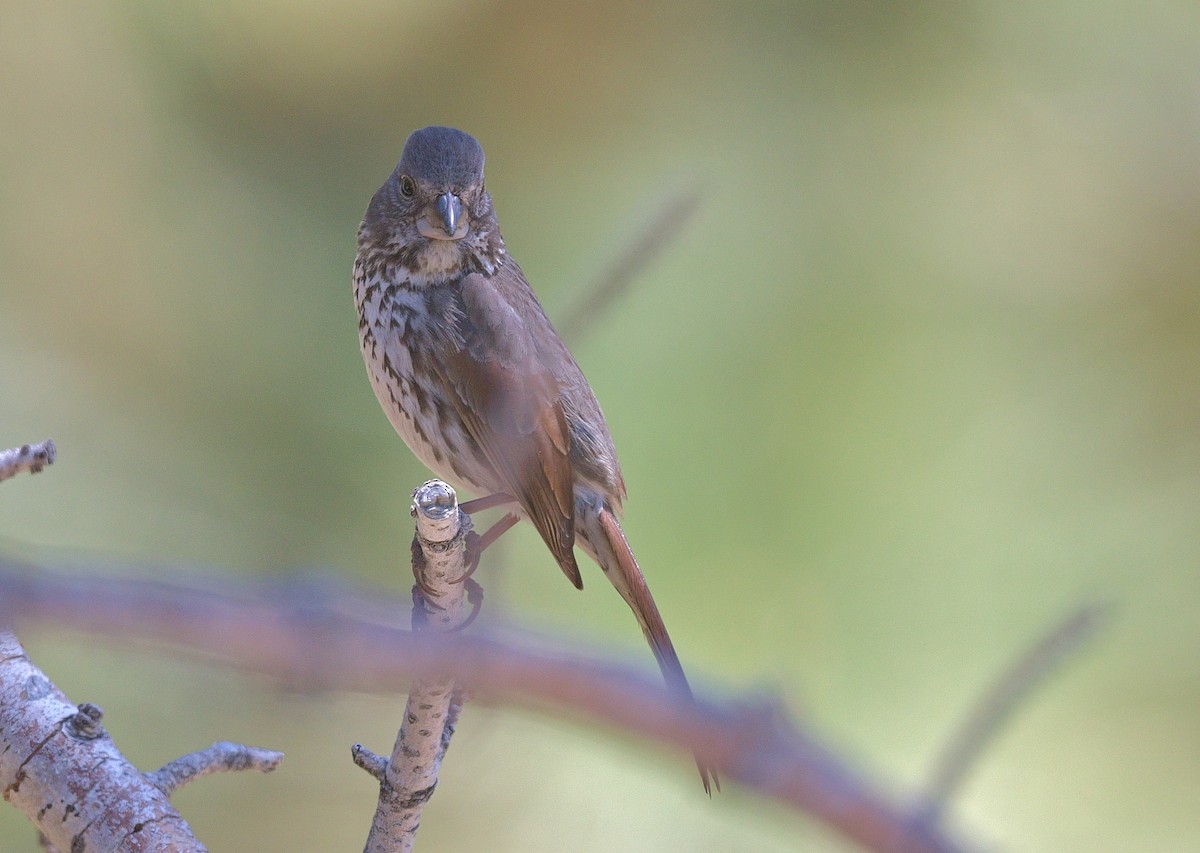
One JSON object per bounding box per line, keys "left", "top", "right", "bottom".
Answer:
{"left": 354, "top": 126, "right": 715, "bottom": 792}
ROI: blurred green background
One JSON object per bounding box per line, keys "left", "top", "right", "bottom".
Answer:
{"left": 2, "top": 1, "right": 1198, "bottom": 850}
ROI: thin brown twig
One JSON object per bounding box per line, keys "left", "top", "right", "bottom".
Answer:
{"left": 557, "top": 184, "right": 702, "bottom": 343}
{"left": 919, "top": 602, "right": 1110, "bottom": 824}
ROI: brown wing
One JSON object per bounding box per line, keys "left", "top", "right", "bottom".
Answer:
{"left": 433, "top": 268, "right": 582, "bottom": 588}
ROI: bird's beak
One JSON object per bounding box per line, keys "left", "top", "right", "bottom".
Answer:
{"left": 436, "top": 192, "right": 463, "bottom": 237}
{"left": 416, "top": 192, "right": 468, "bottom": 241}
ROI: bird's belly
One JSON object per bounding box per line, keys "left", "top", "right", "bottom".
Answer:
{"left": 366, "top": 360, "right": 442, "bottom": 471}
{"left": 359, "top": 323, "right": 493, "bottom": 496}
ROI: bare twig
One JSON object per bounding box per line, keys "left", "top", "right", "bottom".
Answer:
{"left": 919, "top": 602, "right": 1110, "bottom": 825}
{"left": 0, "top": 563, "right": 970, "bottom": 853}
{"left": 146, "top": 742, "right": 284, "bottom": 796}
{"left": 352, "top": 743, "right": 389, "bottom": 781}
{"left": 0, "top": 439, "right": 56, "bottom": 482}
{"left": 557, "top": 184, "right": 701, "bottom": 342}
{"left": 360, "top": 480, "right": 476, "bottom": 853}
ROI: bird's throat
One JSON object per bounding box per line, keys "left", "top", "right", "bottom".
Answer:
{"left": 405, "top": 238, "right": 469, "bottom": 287}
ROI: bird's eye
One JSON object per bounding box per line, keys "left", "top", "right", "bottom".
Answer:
{"left": 399, "top": 175, "right": 415, "bottom": 197}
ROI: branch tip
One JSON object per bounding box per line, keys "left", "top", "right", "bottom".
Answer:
{"left": 352, "top": 744, "right": 388, "bottom": 782}
{"left": 363, "top": 480, "right": 476, "bottom": 852}
{"left": 66, "top": 703, "right": 106, "bottom": 740}
{"left": 412, "top": 480, "right": 458, "bottom": 522}
{"left": 0, "top": 439, "right": 57, "bottom": 483}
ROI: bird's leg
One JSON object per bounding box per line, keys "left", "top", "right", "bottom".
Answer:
{"left": 454, "top": 492, "right": 519, "bottom": 583}
{"left": 476, "top": 512, "right": 520, "bottom": 551}
{"left": 459, "top": 492, "right": 517, "bottom": 514}
{"left": 456, "top": 512, "right": 520, "bottom": 584}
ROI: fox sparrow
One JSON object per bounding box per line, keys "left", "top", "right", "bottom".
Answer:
{"left": 354, "top": 126, "right": 715, "bottom": 791}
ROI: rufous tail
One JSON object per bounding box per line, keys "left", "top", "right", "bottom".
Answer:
{"left": 596, "top": 507, "right": 720, "bottom": 794}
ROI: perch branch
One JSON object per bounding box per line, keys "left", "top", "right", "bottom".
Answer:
{"left": 0, "top": 439, "right": 56, "bottom": 482}
{"left": 0, "top": 563, "right": 969, "bottom": 853}
{"left": 360, "top": 480, "right": 476, "bottom": 853}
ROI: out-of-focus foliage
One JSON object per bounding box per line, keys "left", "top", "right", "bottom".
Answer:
{"left": 2, "top": 1, "right": 1198, "bottom": 850}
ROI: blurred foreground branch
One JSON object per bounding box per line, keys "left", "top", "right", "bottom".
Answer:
{"left": 0, "top": 563, "right": 969, "bottom": 853}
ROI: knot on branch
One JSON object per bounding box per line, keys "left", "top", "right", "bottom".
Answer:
{"left": 66, "top": 703, "right": 105, "bottom": 740}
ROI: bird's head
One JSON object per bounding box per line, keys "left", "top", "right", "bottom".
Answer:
{"left": 359, "top": 126, "right": 505, "bottom": 283}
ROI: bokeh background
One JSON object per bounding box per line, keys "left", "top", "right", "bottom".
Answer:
{"left": 2, "top": 1, "right": 1198, "bottom": 850}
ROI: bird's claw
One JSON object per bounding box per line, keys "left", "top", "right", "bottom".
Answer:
{"left": 448, "top": 579, "right": 484, "bottom": 631}
{"left": 450, "top": 531, "right": 483, "bottom": 584}
{"left": 411, "top": 534, "right": 447, "bottom": 608}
